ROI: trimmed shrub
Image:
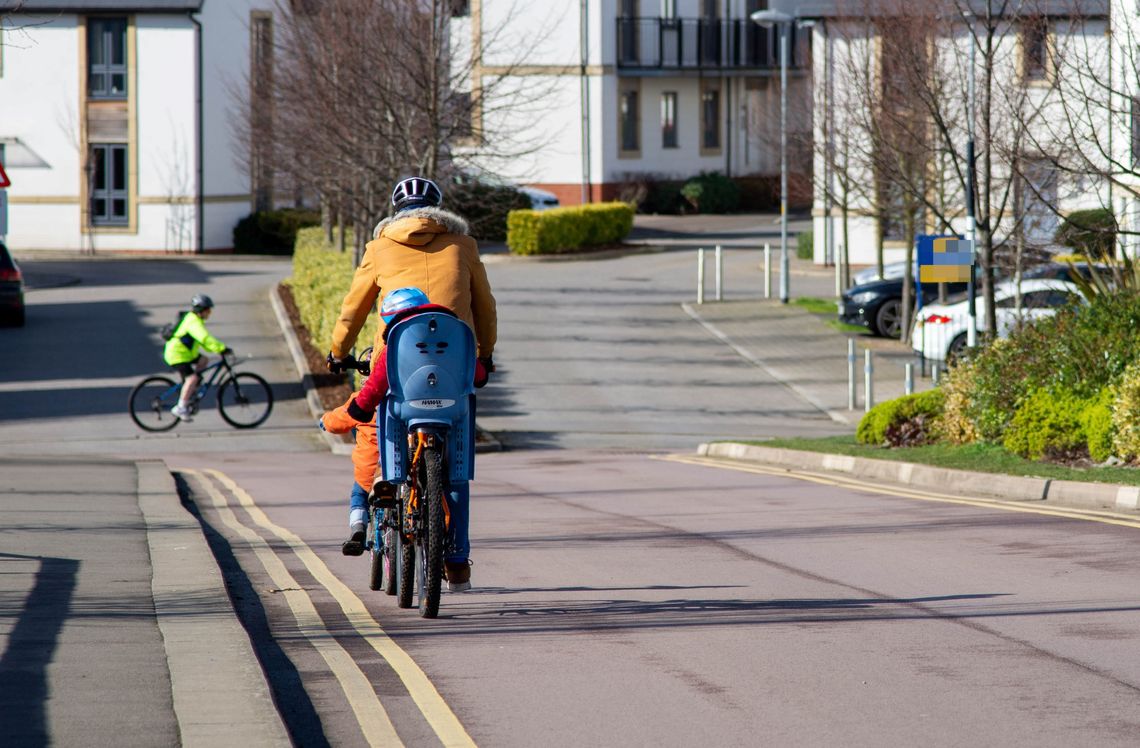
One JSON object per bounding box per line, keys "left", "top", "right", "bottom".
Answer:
{"left": 1111, "top": 360, "right": 1140, "bottom": 460}
{"left": 617, "top": 174, "right": 686, "bottom": 214}
{"left": 1055, "top": 208, "right": 1116, "bottom": 260}
{"left": 1083, "top": 389, "right": 1116, "bottom": 463}
{"left": 856, "top": 389, "right": 945, "bottom": 447}
{"left": 506, "top": 202, "right": 634, "bottom": 255}
{"left": 681, "top": 172, "right": 740, "bottom": 214}
{"left": 234, "top": 208, "right": 321, "bottom": 255}
{"left": 286, "top": 227, "right": 378, "bottom": 354}
{"left": 448, "top": 181, "right": 532, "bottom": 241}
{"left": 1002, "top": 388, "right": 1088, "bottom": 460}
{"left": 797, "top": 230, "right": 813, "bottom": 260}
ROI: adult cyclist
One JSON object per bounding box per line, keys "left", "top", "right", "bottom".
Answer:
{"left": 164, "top": 294, "right": 229, "bottom": 422}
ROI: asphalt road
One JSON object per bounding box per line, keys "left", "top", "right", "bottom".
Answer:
{"left": 4, "top": 250, "right": 1140, "bottom": 746}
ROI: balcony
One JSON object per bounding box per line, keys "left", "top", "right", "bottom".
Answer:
{"left": 616, "top": 17, "right": 804, "bottom": 73}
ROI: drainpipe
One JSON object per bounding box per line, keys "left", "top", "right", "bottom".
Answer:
{"left": 580, "top": 0, "right": 591, "bottom": 204}
{"left": 189, "top": 9, "right": 204, "bottom": 254}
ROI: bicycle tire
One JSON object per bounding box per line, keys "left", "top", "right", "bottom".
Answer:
{"left": 381, "top": 519, "right": 399, "bottom": 596}
{"left": 418, "top": 446, "right": 446, "bottom": 619}
{"left": 129, "top": 376, "right": 182, "bottom": 432}
{"left": 397, "top": 487, "right": 415, "bottom": 608}
{"left": 368, "top": 510, "right": 384, "bottom": 591}
{"left": 217, "top": 372, "right": 273, "bottom": 428}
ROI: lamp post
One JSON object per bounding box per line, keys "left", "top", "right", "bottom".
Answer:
{"left": 964, "top": 11, "right": 978, "bottom": 348}
{"left": 751, "top": 8, "right": 793, "bottom": 304}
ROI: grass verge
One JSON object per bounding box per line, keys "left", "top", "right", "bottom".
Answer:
{"left": 743, "top": 436, "right": 1140, "bottom": 487}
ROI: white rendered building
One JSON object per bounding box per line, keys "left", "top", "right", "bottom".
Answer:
{"left": 0, "top": 0, "right": 275, "bottom": 252}
{"left": 454, "top": 0, "right": 812, "bottom": 206}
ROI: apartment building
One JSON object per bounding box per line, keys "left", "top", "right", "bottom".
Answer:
{"left": 0, "top": 0, "right": 275, "bottom": 252}
{"left": 454, "top": 0, "right": 811, "bottom": 206}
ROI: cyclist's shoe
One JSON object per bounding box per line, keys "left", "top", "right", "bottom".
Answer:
{"left": 341, "top": 522, "right": 366, "bottom": 556}
{"left": 444, "top": 559, "right": 472, "bottom": 592}
{"left": 171, "top": 403, "right": 194, "bottom": 422}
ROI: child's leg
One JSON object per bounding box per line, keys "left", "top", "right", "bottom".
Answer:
{"left": 349, "top": 481, "right": 368, "bottom": 525}
{"left": 445, "top": 482, "right": 470, "bottom": 562}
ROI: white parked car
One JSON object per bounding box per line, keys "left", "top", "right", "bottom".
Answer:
{"left": 852, "top": 261, "right": 913, "bottom": 287}
{"left": 520, "top": 186, "right": 560, "bottom": 211}
{"left": 911, "top": 278, "right": 1084, "bottom": 362}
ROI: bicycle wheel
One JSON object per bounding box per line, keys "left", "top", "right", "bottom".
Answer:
{"left": 380, "top": 511, "right": 399, "bottom": 596}
{"left": 129, "top": 376, "right": 182, "bottom": 432}
{"left": 417, "top": 446, "right": 446, "bottom": 619}
{"left": 217, "top": 372, "right": 273, "bottom": 428}
{"left": 397, "top": 487, "right": 415, "bottom": 608}
{"left": 368, "top": 509, "right": 384, "bottom": 592}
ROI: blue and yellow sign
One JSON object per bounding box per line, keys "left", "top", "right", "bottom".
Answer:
{"left": 917, "top": 235, "right": 974, "bottom": 283}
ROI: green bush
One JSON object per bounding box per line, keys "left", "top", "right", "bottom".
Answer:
{"left": 1083, "top": 389, "right": 1116, "bottom": 463}
{"left": 797, "top": 230, "right": 813, "bottom": 260}
{"left": 856, "top": 389, "right": 945, "bottom": 447}
{"left": 506, "top": 202, "right": 634, "bottom": 255}
{"left": 681, "top": 172, "right": 740, "bottom": 214}
{"left": 285, "top": 227, "right": 378, "bottom": 355}
{"left": 447, "top": 181, "right": 532, "bottom": 241}
{"left": 1112, "top": 360, "right": 1140, "bottom": 460}
{"left": 617, "top": 174, "right": 686, "bottom": 214}
{"left": 965, "top": 292, "right": 1140, "bottom": 441}
{"left": 1055, "top": 208, "right": 1116, "bottom": 260}
{"left": 234, "top": 208, "right": 321, "bottom": 254}
{"left": 1002, "top": 388, "right": 1088, "bottom": 460}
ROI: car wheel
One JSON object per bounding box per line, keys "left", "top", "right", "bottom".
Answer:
{"left": 946, "top": 333, "right": 968, "bottom": 364}
{"left": 874, "top": 299, "right": 903, "bottom": 338}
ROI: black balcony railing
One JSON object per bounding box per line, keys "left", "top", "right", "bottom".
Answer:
{"left": 616, "top": 17, "right": 803, "bottom": 71}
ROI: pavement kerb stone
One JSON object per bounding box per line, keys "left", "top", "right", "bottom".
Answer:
{"left": 268, "top": 284, "right": 503, "bottom": 454}
{"left": 136, "top": 460, "right": 291, "bottom": 748}
{"left": 697, "top": 442, "right": 1140, "bottom": 512}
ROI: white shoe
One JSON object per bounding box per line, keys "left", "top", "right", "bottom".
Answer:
{"left": 447, "top": 580, "right": 472, "bottom": 592}
{"left": 171, "top": 403, "right": 193, "bottom": 422}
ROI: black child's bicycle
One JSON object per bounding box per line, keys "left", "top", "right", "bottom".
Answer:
{"left": 128, "top": 350, "right": 273, "bottom": 432}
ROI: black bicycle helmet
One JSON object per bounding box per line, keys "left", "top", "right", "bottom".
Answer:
{"left": 191, "top": 294, "right": 214, "bottom": 312}
{"left": 391, "top": 177, "right": 442, "bottom": 213}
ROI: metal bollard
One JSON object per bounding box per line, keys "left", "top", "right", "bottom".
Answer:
{"left": 864, "top": 349, "right": 874, "bottom": 413}
{"left": 847, "top": 339, "right": 857, "bottom": 410}
{"left": 932, "top": 363, "right": 940, "bottom": 385}
{"left": 905, "top": 363, "right": 914, "bottom": 396}
{"left": 715, "top": 244, "right": 723, "bottom": 301}
{"left": 697, "top": 248, "right": 706, "bottom": 304}
{"left": 764, "top": 243, "right": 772, "bottom": 299}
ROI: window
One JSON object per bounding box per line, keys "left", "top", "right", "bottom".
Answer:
{"left": 660, "top": 0, "right": 675, "bottom": 18}
{"left": 701, "top": 87, "right": 720, "bottom": 150}
{"left": 88, "top": 18, "right": 127, "bottom": 99}
{"left": 661, "top": 92, "right": 678, "bottom": 148}
{"left": 701, "top": 0, "right": 718, "bottom": 17}
{"left": 620, "top": 88, "right": 640, "bottom": 153}
{"left": 89, "top": 144, "right": 129, "bottom": 226}
{"left": 620, "top": 0, "right": 638, "bottom": 17}
{"left": 1022, "top": 18, "right": 1048, "bottom": 80}
{"left": 451, "top": 0, "right": 470, "bottom": 17}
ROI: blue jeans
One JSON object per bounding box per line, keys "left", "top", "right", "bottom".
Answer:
{"left": 349, "top": 480, "right": 469, "bottom": 562}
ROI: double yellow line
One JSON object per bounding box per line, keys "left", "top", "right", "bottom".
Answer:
{"left": 181, "top": 468, "right": 476, "bottom": 748}
{"left": 660, "top": 454, "right": 1140, "bottom": 531}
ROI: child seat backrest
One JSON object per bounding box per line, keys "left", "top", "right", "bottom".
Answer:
{"left": 385, "top": 312, "right": 476, "bottom": 417}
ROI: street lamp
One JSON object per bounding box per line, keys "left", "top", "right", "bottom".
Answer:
{"left": 751, "top": 8, "right": 793, "bottom": 304}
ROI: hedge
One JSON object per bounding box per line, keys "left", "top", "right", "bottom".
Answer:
{"left": 234, "top": 208, "right": 321, "bottom": 254}
{"left": 448, "top": 181, "right": 532, "bottom": 241}
{"left": 856, "top": 388, "right": 945, "bottom": 447}
{"left": 680, "top": 172, "right": 740, "bottom": 214}
{"left": 506, "top": 202, "right": 634, "bottom": 255}
{"left": 285, "top": 227, "right": 378, "bottom": 358}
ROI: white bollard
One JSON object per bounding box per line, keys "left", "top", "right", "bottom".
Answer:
{"left": 864, "top": 349, "right": 874, "bottom": 413}
{"left": 905, "top": 363, "right": 914, "bottom": 396}
{"left": 697, "top": 248, "right": 706, "bottom": 304}
{"left": 847, "top": 339, "right": 857, "bottom": 411}
{"left": 932, "top": 363, "right": 940, "bottom": 385}
{"left": 764, "top": 243, "right": 772, "bottom": 299}
{"left": 715, "top": 244, "right": 723, "bottom": 301}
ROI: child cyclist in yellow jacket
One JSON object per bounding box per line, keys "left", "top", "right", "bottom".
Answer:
{"left": 163, "top": 294, "right": 229, "bottom": 421}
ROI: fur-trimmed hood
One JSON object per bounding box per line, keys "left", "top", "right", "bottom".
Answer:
{"left": 372, "top": 206, "right": 469, "bottom": 242}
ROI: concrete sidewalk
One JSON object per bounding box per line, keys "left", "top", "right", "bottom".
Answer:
{"left": 683, "top": 298, "right": 932, "bottom": 426}
{"left": 0, "top": 457, "right": 288, "bottom": 746}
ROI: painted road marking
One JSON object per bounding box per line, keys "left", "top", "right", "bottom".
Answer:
{"left": 659, "top": 454, "right": 1140, "bottom": 531}
{"left": 181, "top": 469, "right": 403, "bottom": 747}
{"left": 204, "top": 469, "right": 477, "bottom": 748}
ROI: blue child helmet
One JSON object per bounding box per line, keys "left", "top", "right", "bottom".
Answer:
{"left": 381, "top": 287, "right": 430, "bottom": 324}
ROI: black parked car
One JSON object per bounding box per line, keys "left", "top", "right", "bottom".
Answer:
{"left": 839, "top": 276, "right": 968, "bottom": 338}
{"left": 0, "top": 241, "right": 26, "bottom": 327}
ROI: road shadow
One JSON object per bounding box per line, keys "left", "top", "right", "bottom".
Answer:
{"left": 0, "top": 554, "right": 79, "bottom": 745}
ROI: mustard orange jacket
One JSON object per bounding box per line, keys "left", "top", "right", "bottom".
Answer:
{"left": 330, "top": 207, "right": 497, "bottom": 365}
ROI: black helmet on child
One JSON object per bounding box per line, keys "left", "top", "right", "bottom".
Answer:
{"left": 391, "top": 177, "right": 442, "bottom": 213}
{"left": 191, "top": 294, "right": 214, "bottom": 312}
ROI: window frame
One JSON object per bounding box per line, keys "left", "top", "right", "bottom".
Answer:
{"left": 700, "top": 84, "right": 721, "bottom": 154}
{"left": 89, "top": 143, "right": 129, "bottom": 227}
{"left": 88, "top": 17, "right": 128, "bottom": 100}
{"left": 1021, "top": 17, "right": 1050, "bottom": 83}
{"left": 661, "top": 91, "right": 678, "bottom": 149}
{"left": 619, "top": 83, "right": 641, "bottom": 158}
